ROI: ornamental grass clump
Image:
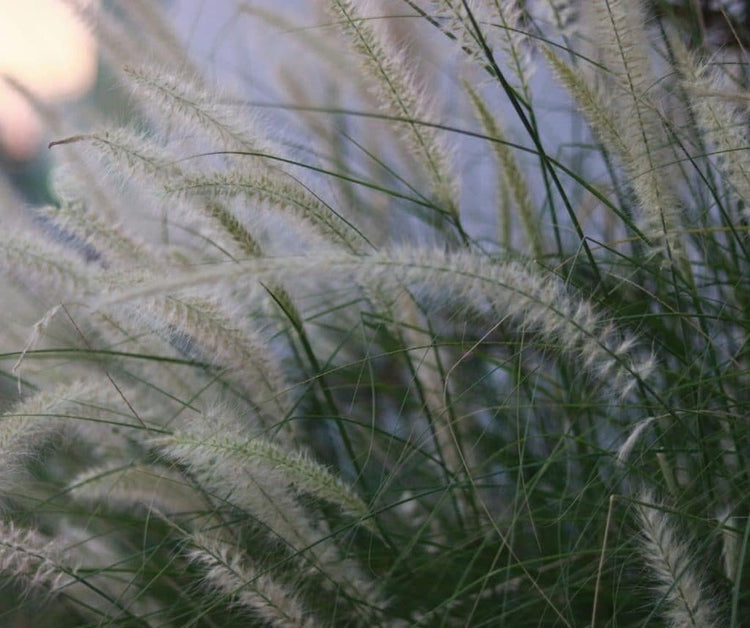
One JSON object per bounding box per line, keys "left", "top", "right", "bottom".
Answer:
{"left": 0, "top": 0, "right": 748, "bottom": 625}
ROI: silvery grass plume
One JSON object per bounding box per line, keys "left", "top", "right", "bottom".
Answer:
{"left": 0, "top": 518, "right": 166, "bottom": 624}
{"left": 154, "top": 409, "right": 384, "bottom": 614}
{"left": 465, "top": 82, "right": 543, "bottom": 256}
{"left": 100, "top": 246, "right": 656, "bottom": 400}
{"left": 546, "top": 0, "right": 689, "bottom": 267}
{"left": 670, "top": 31, "right": 750, "bottom": 222}
{"left": 636, "top": 491, "right": 723, "bottom": 627}
{"left": 186, "top": 533, "right": 320, "bottom": 628}
{"left": 0, "top": 0, "right": 748, "bottom": 625}
{"left": 584, "top": 0, "right": 684, "bottom": 250}
{"left": 0, "top": 380, "right": 154, "bottom": 493}
{"left": 0, "top": 521, "right": 72, "bottom": 596}
{"left": 327, "top": 0, "right": 462, "bottom": 231}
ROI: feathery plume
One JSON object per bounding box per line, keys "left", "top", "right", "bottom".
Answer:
{"left": 328, "top": 0, "right": 460, "bottom": 220}
{"left": 0, "top": 234, "right": 92, "bottom": 301}
{"left": 37, "top": 203, "right": 158, "bottom": 267}
{"left": 103, "top": 247, "right": 655, "bottom": 399}
{"left": 584, "top": 0, "right": 686, "bottom": 261}
{"left": 485, "top": 0, "right": 536, "bottom": 94}
{"left": 188, "top": 533, "right": 320, "bottom": 628}
{"left": 122, "top": 65, "right": 264, "bottom": 153}
{"left": 671, "top": 34, "right": 750, "bottom": 219}
{"left": 0, "top": 522, "right": 72, "bottom": 595}
{"left": 166, "top": 169, "right": 367, "bottom": 253}
{"left": 0, "top": 381, "right": 149, "bottom": 492}
{"left": 465, "top": 82, "right": 543, "bottom": 257}
{"left": 155, "top": 409, "right": 383, "bottom": 611}
{"left": 636, "top": 490, "right": 721, "bottom": 627}
{"left": 131, "top": 295, "right": 294, "bottom": 427}
{"left": 77, "top": 112, "right": 364, "bottom": 255}
{"left": 154, "top": 420, "right": 376, "bottom": 534}
{"left": 617, "top": 416, "right": 657, "bottom": 464}
{"left": 0, "top": 383, "right": 89, "bottom": 491}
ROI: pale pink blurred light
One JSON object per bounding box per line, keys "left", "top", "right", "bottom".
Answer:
{"left": 0, "top": 0, "right": 98, "bottom": 161}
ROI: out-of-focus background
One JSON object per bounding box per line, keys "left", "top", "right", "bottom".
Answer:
{"left": 0, "top": 1, "right": 97, "bottom": 161}
{"left": 1, "top": 0, "right": 748, "bottom": 211}
{"left": 0, "top": 0, "right": 750, "bottom": 232}
{"left": 0, "top": 0, "right": 326, "bottom": 203}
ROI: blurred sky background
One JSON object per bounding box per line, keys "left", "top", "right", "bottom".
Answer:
{"left": 2, "top": 1, "right": 747, "bottom": 238}
{"left": 0, "top": 0, "right": 520, "bottom": 237}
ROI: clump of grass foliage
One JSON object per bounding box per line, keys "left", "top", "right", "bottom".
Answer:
{"left": 1, "top": 0, "right": 750, "bottom": 625}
